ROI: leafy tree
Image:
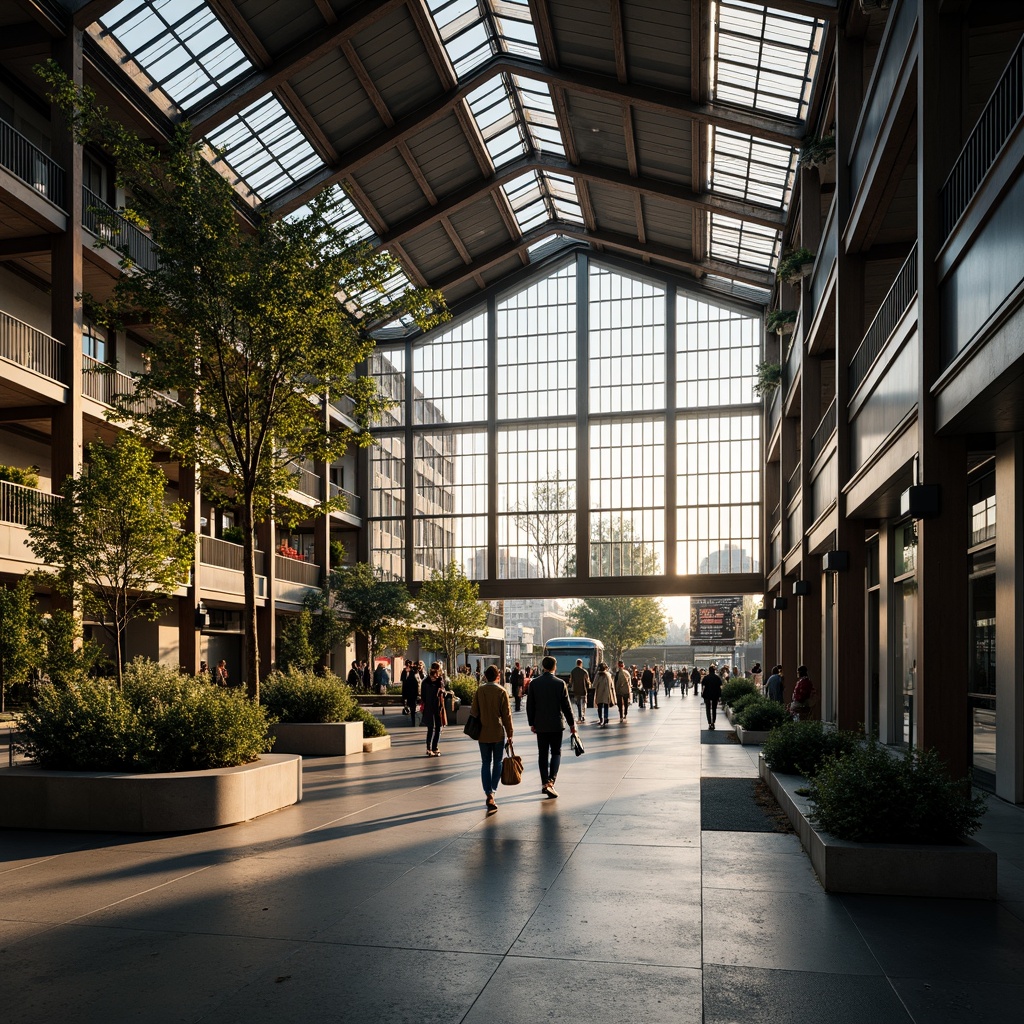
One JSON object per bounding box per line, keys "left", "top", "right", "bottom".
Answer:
{"left": 27, "top": 435, "right": 194, "bottom": 689}
{"left": 277, "top": 609, "right": 316, "bottom": 673}
{"left": 330, "top": 562, "right": 410, "bottom": 671}
{"left": 39, "top": 609, "right": 103, "bottom": 687}
{"left": 39, "top": 63, "right": 446, "bottom": 698}
{"left": 509, "top": 473, "right": 575, "bottom": 577}
{"left": 304, "top": 582, "right": 353, "bottom": 670}
{"left": 0, "top": 578, "right": 43, "bottom": 712}
{"left": 414, "top": 559, "right": 489, "bottom": 672}
{"left": 568, "top": 596, "right": 667, "bottom": 666}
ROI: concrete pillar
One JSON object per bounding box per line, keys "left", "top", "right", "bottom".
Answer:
{"left": 256, "top": 519, "right": 276, "bottom": 678}
{"left": 177, "top": 463, "right": 201, "bottom": 675}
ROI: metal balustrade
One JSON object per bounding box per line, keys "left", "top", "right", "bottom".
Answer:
{"left": 785, "top": 463, "right": 801, "bottom": 507}
{"left": 199, "top": 535, "right": 265, "bottom": 575}
{"left": 809, "top": 397, "right": 838, "bottom": 464}
{"left": 942, "top": 36, "right": 1024, "bottom": 240}
{"left": 82, "top": 354, "right": 180, "bottom": 418}
{"left": 0, "top": 480, "right": 61, "bottom": 527}
{"left": 82, "top": 187, "right": 158, "bottom": 271}
{"left": 0, "top": 309, "right": 65, "bottom": 382}
{"left": 0, "top": 118, "right": 65, "bottom": 207}
{"left": 296, "top": 462, "right": 322, "bottom": 499}
{"left": 849, "top": 247, "right": 917, "bottom": 394}
{"left": 275, "top": 555, "right": 322, "bottom": 587}
{"left": 767, "top": 387, "right": 782, "bottom": 436}
{"left": 329, "top": 481, "right": 362, "bottom": 517}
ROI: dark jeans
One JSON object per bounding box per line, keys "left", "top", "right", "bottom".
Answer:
{"left": 645, "top": 687, "right": 658, "bottom": 708}
{"left": 616, "top": 694, "right": 629, "bottom": 719}
{"left": 423, "top": 710, "right": 442, "bottom": 751}
{"left": 597, "top": 702, "right": 610, "bottom": 724}
{"left": 479, "top": 740, "right": 503, "bottom": 794}
{"left": 536, "top": 730, "right": 563, "bottom": 786}
{"left": 514, "top": 691, "right": 523, "bottom": 711}
{"left": 704, "top": 697, "right": 719, "bottom": 725}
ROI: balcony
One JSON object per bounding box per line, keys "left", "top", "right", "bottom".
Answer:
{"left": 0, "top": 480, "right": 60, "bottom": 527}
{"left": 807, "top": 201, "right": 837, "bottom": 330}
{"left": 0, "top": 118, "right": 65, "bottom": 208}
{"left": 0, "top": 309, "right": 65, "bottom": 383}
{"left": 330, "top": 481, "right": 362, "bottom": 518}
{"left": 941, "top": 36, "right": 1024, "bottom": 240}
{"left": 275, "top": 554, "right": 322, "bottom": 606}
{"left": 293, "top": 461, "right": 322, "bottom": 500}
{"left": 809, "top": 397, "right": 838, "bottom": 465}
{"left": 849, "top": 247, "right": 917, "bottom": 395}
{"left": 82, "top": 355, "right": 175, "bottom": 418}
{"left": 767, "top": 386, "right": 782, "bottom": 438}
{"left": 198, "top": 535, "right": 267, "bottom": 599}
{"left": 330, "top": 393, "right": 358, "bottom": 420}
{"left": 82, "top": 187, "right": 158, "bottom": 272}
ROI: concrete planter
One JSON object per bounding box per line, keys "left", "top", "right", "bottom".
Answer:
{"left": 735, "top": 725, "right": 771, "bottom": 745}
{"left": 270, "top": 721, "right": 364, "bottom": 756}
{"left": 759, "top": 757, "right": 997, "bottom": 899}
{"left": 455, "top": 705, "right": 474, "bottom": 726}
{"left": 362, "top": 736, "right": 391, "bottom": 752}
{"left": 0, "top": 754, "right": 302, "bottom": 833}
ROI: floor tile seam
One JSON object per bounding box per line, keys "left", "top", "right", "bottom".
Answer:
{"left": 701, "top": 960, "right": 890, "bottom": 979}
{"left": 0, "top": 855, "right": 66, "bottom": 878}
{"left": 498, "top": 951, "right": 704, "bottom": 971}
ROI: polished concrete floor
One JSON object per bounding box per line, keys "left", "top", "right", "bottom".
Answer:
{"left": 1, "top": 694, "right": 1023, "bottom": 1024}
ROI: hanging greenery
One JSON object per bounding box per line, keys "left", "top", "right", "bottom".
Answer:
{"left": 777, "top": 247, "right": 816, "bottom": 284}
{"left": 753, "top": 361, "right": 783, "bottom": 397}
{"left": 764, "top": 309, "right": 797, "bottom": 335}
{"left": 799, "top": 133, "right": 836, "bottom": 169}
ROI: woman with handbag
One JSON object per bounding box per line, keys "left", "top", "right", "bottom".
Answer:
{"left": 471, "top": 665, "right": 514, "bottom": 811}
{"left": 421, "top": 662, "right": 447, "bottom": 757}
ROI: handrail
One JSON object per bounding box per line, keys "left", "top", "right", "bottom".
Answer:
{"left": 82, "top": 187, "right": 158, "bottom": 271}
{"left": 849, "top": 246, "right": 917, "bottom": 394}
{"left": 0, "top": 309, "right": 65, "bottom": 382}
{"left": 295, "top": 462, "right": 322, "bottom": 499}
{"left": 82, "top": 354, "right": 176, "bottom": 417}
{"left": 275, "top": 555, "right": 322, "bottom": 587}
{"left": 0, "top": 480, "right": 61, "bottom": 527}
{"left": 785, "top": 462, "right": 801, "bottom": 507}
{"left": 330, "top": 481, "right": 363, "bottom": 517}
{"left": 810, "top": 397, "right": 838, "bottom": 464}
{"left": 941, "top": 36, "right": 1024, "bottom": 240}
{"left": 767, "top": 386, "right": 782, "bottom": 436}
{"left": 199, "top": 535, "right": 265, "bottom": 575}
{"left": 0, "top": 118, "right": 65, "bottom": 208}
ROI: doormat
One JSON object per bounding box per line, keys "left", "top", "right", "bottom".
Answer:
{"left": 700, "top": 777, "right": 795, "bottom": 833}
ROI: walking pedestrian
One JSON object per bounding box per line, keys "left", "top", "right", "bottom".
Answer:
{"left": 702, "top": 664, "right": 723, "bottom": 730}
{"left": 690, "top": 664, "right": 701, "bottom": 695}
{"left": 569, "top": 658, "right": 591, "bottom": 724}
{"left": 471, "top": 665, "right": 514, "bottom": 811}
{"left": 766, "top": 665, "right": 784, "bottom": 703}
{"left": 401, "top": 659, "right": 421, "bottom": 727}
{"left": 614, "top": 660, "right": 632, "bottom": 722}
{"left": 422, "top": 661, "right": 447, "bottom": 756}
{"left": 642, "top": 664, "right": 658, "bottom": 708}
{"left": 526, "top": 655, "right": 577, "bottom": 798}
{"left": 662, "top": 665, "right": 675, "bottom": 697}
{"left": 510, "top": 661, "right": 525, "bottom": 712}
{"left": 593, "top": 662, "right": 614, "bottom": 726}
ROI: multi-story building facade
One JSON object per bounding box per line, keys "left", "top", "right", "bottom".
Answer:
{"left": 761, "top": 1, "right": 1024, "bottom": 800}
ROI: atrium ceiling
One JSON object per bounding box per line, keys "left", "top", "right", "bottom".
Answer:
{"left": 12, "top": 0, "right": 833, "bottom": 328}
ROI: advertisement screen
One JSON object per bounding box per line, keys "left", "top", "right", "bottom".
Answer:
{"left": 690, "top": 597, "right": 743, "bottom": 643}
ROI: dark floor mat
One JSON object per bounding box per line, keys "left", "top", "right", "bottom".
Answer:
{"left": 701, "top": 777, "right": 795, "bottom": 833}
{"left": 700, "top": 727, "right": 739, "bottom": 744}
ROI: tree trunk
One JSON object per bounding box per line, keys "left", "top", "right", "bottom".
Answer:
{"left": 242, "top": 498, "right": 260, "bottom": 701}
{"left": 115, "top": 619, "right": 124, "bottom": 691}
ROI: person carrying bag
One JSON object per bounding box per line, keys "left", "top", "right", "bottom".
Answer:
{"left": 470, "top": 665, "right": 513, "bottom": 811}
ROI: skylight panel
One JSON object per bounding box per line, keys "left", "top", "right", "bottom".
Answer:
{"left": 99, "top": 0, "right": 252, "bottom": 109}
{"left": 709, "top": 214, "right": 779, "bottom": 273}
{"left": 713, "top": 1, "right": 824, "bottom": 122}
{"left": 505, "top": 172, "right": 549, "bottom": 232}
{"left": 205, "top": 95, "right": 321, "bottom": 203}
{"left": 710, "top": 129, "right": 796, "bottom": 209}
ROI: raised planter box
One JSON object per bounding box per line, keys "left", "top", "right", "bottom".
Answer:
{"left": 270, "top": 721, "right": 364, "bottom": 756}
{"left": 759, "top": 756, "right": 997, "bottom": 898}
{"left": 362, "top": 736, "right": 391, "bottom": 752}
{"left": 735, "top": 725, "right": 771, "bottom": 745}
{"left": 0, "top": 754, "right": 302, "bottom": 833}
{"left": 455, "top": 705, "right": 474, "bottom": 726}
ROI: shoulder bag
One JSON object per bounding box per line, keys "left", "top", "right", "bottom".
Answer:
{"left": 463, "top": 714, "right": 483, "bottom": 740}
{"left": 501, "top": 740, "right": 523, "bottom": 786}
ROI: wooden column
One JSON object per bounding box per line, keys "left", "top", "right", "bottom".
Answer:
{"left": 914, "top": 0, "right": 969, "bottom": 775}
{"left": 256, "top": 519, "right": 276, "bottom": 679}
{"left": 177, "top": 462, "right": 201, "bottom": 675}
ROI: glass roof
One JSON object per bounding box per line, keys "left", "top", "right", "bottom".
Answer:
{"left": 89, "top": 0, "right": 827, "bottom": 318}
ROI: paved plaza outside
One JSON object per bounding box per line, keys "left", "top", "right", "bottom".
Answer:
{"left": 2, "top": 695, "right": 1023, "bottom": 1024}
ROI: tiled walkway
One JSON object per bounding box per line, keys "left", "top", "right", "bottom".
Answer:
{"left": 1, "top": 695, "right": 1023, "bottom": 1023}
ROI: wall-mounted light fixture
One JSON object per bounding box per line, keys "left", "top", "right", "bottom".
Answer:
{"left": 900, "top": 484, "right": 940, "bottom": 519}
{"left": 756, "top": 608, "right": 770, "bottom": 620}
{"left": 773, "top": 597, "right": 788, "bottom": 610}
{"left": 822, "top": 550, "right": 849, "bottom": 572}
{"left": 793, "top": 580, "right": 810, "bottom": 596}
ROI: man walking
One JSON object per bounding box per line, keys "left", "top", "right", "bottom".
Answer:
{"left": 702, "top": 664, "right": 723, "bottom": 730}
{"left": 690, "top": 664, "right": 701, "bottom": 696}
{"left": 642, "top": 664, "right": 659, "bottom": 709}
{"left": 569, "top": 658, "right": 590, "bottom": 723}
{"left": 510, "top": 661, "right": 525, "bottom": 712}
{"left": 526, "top": 655, "right": 577, "bottom": 798}
{"left": 613, "top": 660, "right": 632, "bottom": 722}
{"left": 766, "top": 665, "right": 784, "bottom": 703}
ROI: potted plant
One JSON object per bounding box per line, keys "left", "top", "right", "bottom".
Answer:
{"left": 777, "top": 247, "right": 816, "bottom": 284}
{"left": 765, "top": 309, "right": 797, "bottom": 336}
{"left": 753, "top": 360, "right": 782, "bottom": 397}
{"left": 799, "top": 134, "right": 835, "bottom": 170}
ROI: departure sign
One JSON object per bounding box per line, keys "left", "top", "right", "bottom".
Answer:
{"left": 691, "top": 597, "right": 743, "bottom": 643}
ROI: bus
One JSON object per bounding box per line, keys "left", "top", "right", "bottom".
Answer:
{"left": 543, "top": 637, "right": 605, "bottom": 682}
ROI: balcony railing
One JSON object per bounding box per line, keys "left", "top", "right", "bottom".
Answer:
{"left": 330, "top": 481, "right": 362, "bottom": 517}
{"left": 849, "top": 246, "right": 917, "bottom": 394}
{"left": 0, "top": 480, "right": 61, "bottom": 527}
{"left": 0, "top": 118, "right": 65, "bottom": 208}
{"left": 0, "top": 309, "right": 64, "bottom": 382}
{"left": 942, "top": 36, "right": 1024, "bottom": 239}
{"left": 785, "top": 463, "right": 801, "bottom": 507}
{"left": 767, "top": 385, "right": 782, "bottom": 436}
{"left": 809, "top": 397, "right": 838, "bottom": 465}
{"left": 295, "top": 461, "right": 322, "bottom": 499}
{"left": 200, "top": 535, "right": 265, "bottom": 575}
{"left": 783, "top": 331, "right": 801, "bottom": 393}
{"left": 275, "top": 555, "right": 321, "bottom": 587}
{"left": 82, "top": 187, "right": 158, "bottom": 271}
{"left": 82, "top": 354, "right": 175, "bottom": 418}
{"left": 330, "top": 393, "right": 358, "bottom": 419}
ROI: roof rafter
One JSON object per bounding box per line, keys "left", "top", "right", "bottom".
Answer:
{"left": 373, "top": 152, "right": 784, "bottom": 251}
{"left": 264, "top": 54, "right": 805, "bottom": 217}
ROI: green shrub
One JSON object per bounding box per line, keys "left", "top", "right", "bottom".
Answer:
{"left": 761, "top": 720, "right": 860, "bottom": 776}
{"left": 261, "top": 668, "right": 355, "bottom": 723}
{"left": 736, "top": 696, "right": 793, "bottom": 731}
{"left": 808, "top": 742, "right": 986, "bottom": 843}
{"left": 0, "top": 463, "right": 40, "bottom": 487}
{"left": 349, "top": 703, "right": 387, "bottom": 738}
{"left": 448, "top": 676, "right": 477, "bottom": 706}
{"left": 17, "top": 658, "right": 272, "bottom": 772}
{"left": 721, "top": 677, "right": 757, "bottom": 705}
{"left": 730, "top": 691, "right": 762, "bottom": 715}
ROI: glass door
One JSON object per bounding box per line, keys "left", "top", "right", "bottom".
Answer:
{"left": 968, "top": 571, "right": 996, "bottom": 787}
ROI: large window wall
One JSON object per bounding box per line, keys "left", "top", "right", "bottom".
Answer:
{"left": 368, "top": 253, "right": 761, "bottom": 589}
